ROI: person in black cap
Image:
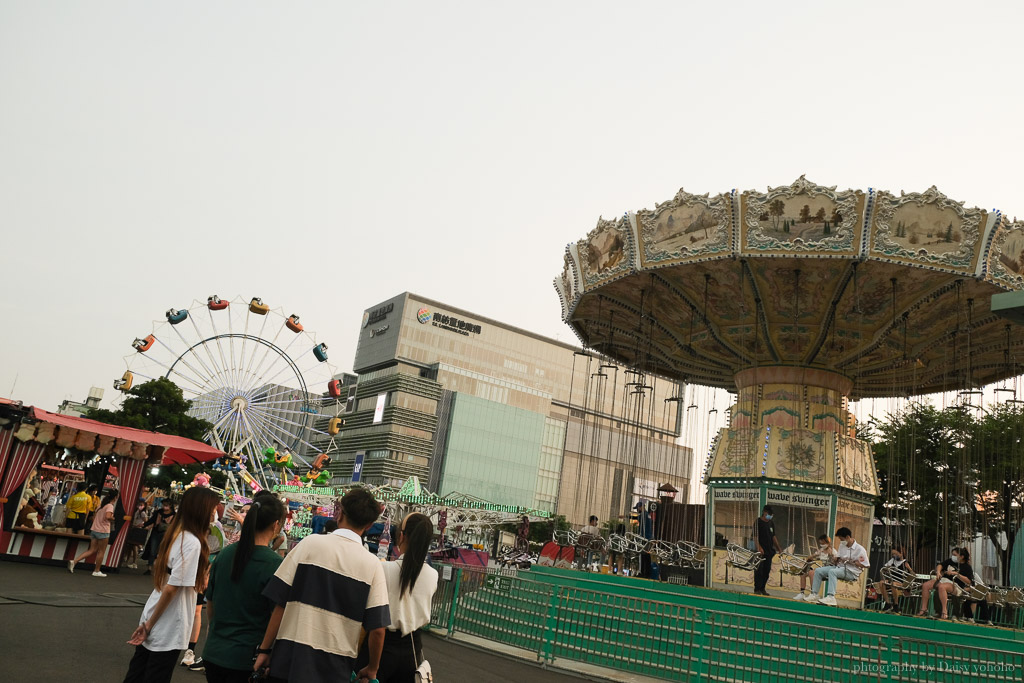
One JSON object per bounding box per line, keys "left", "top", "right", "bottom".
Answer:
{"left": 753, "top": 505, "right": 782, "bottom": 595}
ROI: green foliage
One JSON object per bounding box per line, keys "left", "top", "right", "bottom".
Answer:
{"left": 872, "top": 402, "right": 1024, "bottom": 585}
{"left": 497, "top": 514, "right": 571, "bottom": 546}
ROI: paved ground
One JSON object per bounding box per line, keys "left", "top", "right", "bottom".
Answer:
{"left": 0, "top": 560, "right": 586, "bottom": 683}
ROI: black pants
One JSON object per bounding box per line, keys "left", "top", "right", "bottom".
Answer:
{"left": 123, "top": 645, "right": 181, "bottom": 683}
{"left": 205, "top": 660, "right": 256, "bottom": 683}
{"left": 355, "top": 629, "right": 422, "bottom": 683}
{"left": 963, "top": 599, "right": 991, "bottom": 622}
{"left": 753, "top": 552, "right": 774, "bottom": 592}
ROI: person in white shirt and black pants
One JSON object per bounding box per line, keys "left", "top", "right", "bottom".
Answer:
{"left": 355, "top": 512, "right": 439, "bottom": 683}
{"left": 805, "top": 527, "right": 869, "bottom": 606}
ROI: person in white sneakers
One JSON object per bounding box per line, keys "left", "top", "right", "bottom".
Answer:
{"left": 793, "top": 534, "right": 835, "bottom": 601}
{"left": 69, "top": 489, "right": 117, "bottom": 577}
{"left": 805, "top": 527, "right": 868, "bottom": 606}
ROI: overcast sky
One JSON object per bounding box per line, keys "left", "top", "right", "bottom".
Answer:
{"left": 3, "top": 1, "right": 1024, "bottom": 423}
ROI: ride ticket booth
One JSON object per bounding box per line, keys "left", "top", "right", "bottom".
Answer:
{"left": 703, "top": 369, "right": 880, "bottom": 609}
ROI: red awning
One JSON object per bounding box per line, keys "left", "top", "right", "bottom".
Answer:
{"left": 28, "top": 407, "right": 225, "bottom": 465}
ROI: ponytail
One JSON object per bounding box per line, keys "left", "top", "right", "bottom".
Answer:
{"left": 231, "top": 492, "right": 285, "bottom": 582}
{"left": 399, "top": 513, "right": 434, "bottom": 597}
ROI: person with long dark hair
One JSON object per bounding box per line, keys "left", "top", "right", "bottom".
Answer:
{"left": 123, "top": 486, "right": 220, "bottom": 683}
{"left": 142, "top": 498, "right": 176, "bottom": 575}
{"left": 917, "top": 545, "right": 973, "bottom": 619}
{"left": 69, "top": 489, "right": 117, "bottom": 576}
{"left": 355, "top": 512, "right": 439, "bottom": 683}
{"left": 201, "top": 491, "right": 286, "bottom": 683}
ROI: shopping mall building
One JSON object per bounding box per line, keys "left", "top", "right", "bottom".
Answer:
{"left": 313, "top": 293, "right": 693, "bottom": 526}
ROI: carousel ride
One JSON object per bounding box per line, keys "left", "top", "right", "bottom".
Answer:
{"left": 117, "top": 295, "right": 341, "bottom": 497}
{"left": 555, "top": 177, "right": 1024, "bottom": 606}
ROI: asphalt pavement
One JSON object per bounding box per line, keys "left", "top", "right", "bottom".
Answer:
{"left": 0, "top": 559, "right": 586, "bottom": 683}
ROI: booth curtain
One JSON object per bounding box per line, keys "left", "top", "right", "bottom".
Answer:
{"left": 0, "top": 427, "right": 16, "bottom": 488}
{"left": 0, "top": 439, "right": 47, "bottom": 531}
{"left": 104, "top": 456, "right": 147, "bottom": 570}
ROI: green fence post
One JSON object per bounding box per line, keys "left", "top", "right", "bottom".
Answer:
{"left": 539, "top": 585, "right": 561, "bottom": 664}
{"left": 446, "top": 567, "right": 462, "bottom": 638}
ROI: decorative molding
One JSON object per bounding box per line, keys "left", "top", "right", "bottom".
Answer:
{"left": 743, "top": 176, "right": 861, "bottom": 253}
{"left": 985, "top": 217, "right": 1024, "bottom": 290}
{"left": 577, "top": 215, "right": 633, "bottom": 288}
{"left": 636, "top": 189, "right": 732, "bottom": 265}
{"left": 871, "top": 185, "right": 983, "bottom": 271}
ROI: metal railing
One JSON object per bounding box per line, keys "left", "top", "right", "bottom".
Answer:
{"left": 428, "top": 564, "right": 1024, "bottom": 683}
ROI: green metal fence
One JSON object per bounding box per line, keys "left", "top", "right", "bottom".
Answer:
{"left": 429, "top": 565, "right": 1024, "bottom": 683}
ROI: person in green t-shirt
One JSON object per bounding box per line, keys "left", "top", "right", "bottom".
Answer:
{"left": 202, "top": 492, "right": 285, "bottom": 682}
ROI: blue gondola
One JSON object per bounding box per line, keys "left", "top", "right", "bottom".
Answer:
{"left": 313, "top": 343, "right": 328, "bottom": 362}
{"left": 166, "top": 308, "right": 188, "bottom": 324}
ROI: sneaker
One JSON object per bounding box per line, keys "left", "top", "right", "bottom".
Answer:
{"left": 180, "top": 649, "right": 195, "bottom": 667}
{"left": 188, "top": 657, "right": 205, "bottom": 672}
{"left": 804, "top": 594, "right": 820, "bottom": 603}
{"left": 128, "top": 563, "right": 137, "bottom": 569}
{"left": 793, "top": 592, "right": 806, "bottom": 601}
{"left": 67, "top": 561, "right": 75, "bottom": 574}
{"left": 91, "top": 571, "right": 107, "bottom": 577}
{"left": 820, "top": 595, "right": 838, "bottom": 606}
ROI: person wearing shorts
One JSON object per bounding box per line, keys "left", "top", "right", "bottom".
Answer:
{"left": 70, "top": 490, "right": 117, "bottom": 577}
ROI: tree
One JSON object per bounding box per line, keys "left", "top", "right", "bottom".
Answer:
{"left": 814, "top": 207, "right": 827, "bottom": 223}
{"left": 89, "top": 378, "right": 219, "bottom": 489}
{"left": 944, "top": 222, "right": 954, "bottom": 242}
{"left": 799, "top": 204, "right": 811, "bottom": 224}
{"left": 768, "top": 199, "right": 786, "bottom": 230}
{"left": 872, "top": 402, "right": 1024, "bottom": 586}
{"left": 823, "top": 221, "right": 830, "bottom": 235}
{"left": 831, "top": 208, "right": 842, "bottom": 225}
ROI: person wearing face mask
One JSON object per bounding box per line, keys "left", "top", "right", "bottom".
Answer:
{"left": 873, "top": 546, "right": 914, "bottom": 612}
{"left": 805, "top": 527, "right": 868, "bottom": 606}
{"left": 793, "top": 534, "right": 835, "bottom": 600}
{"left": 917, "top": 546, "right": 973, "bottom": 620}
{"left": 955, "top": 548, "right": 991, "bottom": 624}
{"left": 753, "top": 505, "right": 783, "bottom": 596}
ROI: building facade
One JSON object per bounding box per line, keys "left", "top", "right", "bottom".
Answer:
{"left": 324, "top": 293, "right": 693, "bottom": 526}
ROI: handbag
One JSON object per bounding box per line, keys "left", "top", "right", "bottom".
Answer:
{"left": 410, "top": 631, "right": 433, "bottom": 683}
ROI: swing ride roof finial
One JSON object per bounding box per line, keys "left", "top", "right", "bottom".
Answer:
{"left": 555, "top": 178, "right": 1024, "bottom": 399}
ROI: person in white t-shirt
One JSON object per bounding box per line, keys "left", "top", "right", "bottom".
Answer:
{"left": 805, "top": 527, "right": 869, "bottom": 606}
{"left": 122, "top": 486, "right": 220, "bottom": 683}
{"left": 355, "top": 512, "right": 439, "bottom": 683}
{"left": 579, "top": 515, "right": 602, "bottom": 568}
{"left": 874, "top": 546, "right": 914, "bottom": 612}
{"left": 793, "top": 534, "right": 836, "bottom": 600}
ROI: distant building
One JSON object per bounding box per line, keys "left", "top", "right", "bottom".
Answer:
{"left": 321, "top": 293, "right": 693, "bottom": 526}
{"left": 57, "top": 387, "right": 104, "bottom": 417}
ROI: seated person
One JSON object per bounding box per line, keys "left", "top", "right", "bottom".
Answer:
{"left": 874, "top": 545, "right": 914, "bottom": 612}
{"left": 805, "top": 527, "right": 868, "bottom": 606}
{"left": 918, "top": 546, "right": 972, "bottom": 619}
{"left": 793, "top": 535, "right": 836, "bottom": 600}
{"left": 953, "top": 548, "right": 991, "bottom": 624}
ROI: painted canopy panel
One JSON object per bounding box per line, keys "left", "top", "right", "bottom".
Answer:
{"left": 557, "top": 178, "right": 1024, "bottom": 398}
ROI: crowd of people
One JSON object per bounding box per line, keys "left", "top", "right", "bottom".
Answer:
{"left": 748, "top": 504, "right": 992, "bottom": 622}
{"left": 119, "top": 486, "right": 437, "bottom": 683}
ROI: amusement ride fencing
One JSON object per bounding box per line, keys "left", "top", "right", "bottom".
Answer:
{"left": 428, "top": 564, "right": 1024, "bottom": 683}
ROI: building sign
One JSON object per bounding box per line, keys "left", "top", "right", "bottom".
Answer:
{"left": 363, "top": 302, "right": 394, "bottom": 328}
{"left": 373, "top": 392, "right": 387, "bottom": 423}
{"left": 369, "top": 324, "right": 389, "bottom": 338}
{"left": 837, "top": 498, "right": 874, "bottom": 518}
{"left": 712, "top": 488, "right": 760, "bottom": 502}
{"left": 352, "top": 452, "right": 365, "bottom": 484}
{"left": 766, "top": 488, "right": 832, "bottom": 510}
{"left": 416, "top": 306, "right": 483, "bottom": 336}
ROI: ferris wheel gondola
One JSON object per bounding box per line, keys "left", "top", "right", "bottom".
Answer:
{"left": 118, "top": 295, "right": 339, "bottom": 490}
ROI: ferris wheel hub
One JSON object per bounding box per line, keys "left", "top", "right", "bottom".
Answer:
{"left": 231, "top": 396, "right": 249, "bottom": 412}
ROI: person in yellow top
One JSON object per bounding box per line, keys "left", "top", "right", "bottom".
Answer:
{"left": 65, "top": 483, "right": 92, "bottom": 535}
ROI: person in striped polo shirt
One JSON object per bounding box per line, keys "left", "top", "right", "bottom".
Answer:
{"left": 255, "top": 488, "right": 390, "bottom": 682}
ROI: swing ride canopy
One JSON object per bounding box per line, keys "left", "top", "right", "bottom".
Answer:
{"left": 555, "top": 177, "right": 1024, "bottom": 399}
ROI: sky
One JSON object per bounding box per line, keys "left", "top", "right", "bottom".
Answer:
{"left": 3, "top": 1, "right": 1024, "bottom": 440}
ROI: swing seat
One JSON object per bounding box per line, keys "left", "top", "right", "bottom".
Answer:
{"left": 553, "top": 529, "right": 578, "bottom": 547}
{"left": 779, "top": 552, "right": 819, "bottom": 576}
{"left": 645, "top": 540, "right": 676, "bottom": 564}
{"left": 607, "top": 534, "right": 628, "bottom": 554}
{"left": 880, "top": 565, "right": 921, "bottom": 593}
{"left": 725, "top": 542, "right": 763, "bottom": 571}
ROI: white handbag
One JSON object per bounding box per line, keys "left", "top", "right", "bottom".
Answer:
{"left": 411, "top": 631, "right": 433, "bottom": 683}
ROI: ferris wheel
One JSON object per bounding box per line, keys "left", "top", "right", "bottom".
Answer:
{"left": 117, "top": 295, "right": 341, "bottom": 489}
